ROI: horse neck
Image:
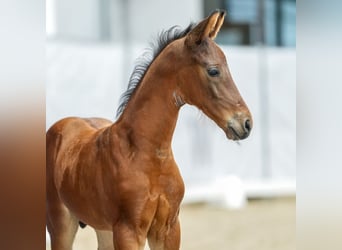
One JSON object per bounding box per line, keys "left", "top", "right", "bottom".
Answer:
{"left": 115, "top": 58, "right": 181, "bottom": 153}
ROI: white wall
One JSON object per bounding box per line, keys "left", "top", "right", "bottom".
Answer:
{"left": 122, "top": 0, "right": 202, "bottom": 43}
{"left": 49, "top": 0, "right": 203, "bottom": 43}
{"left": 53, "top": 0, "right": 102, "bottom": 40}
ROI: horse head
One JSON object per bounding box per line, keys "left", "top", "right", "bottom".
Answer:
{"left": 173, "top": 10, "right": 253, "bottom": 140}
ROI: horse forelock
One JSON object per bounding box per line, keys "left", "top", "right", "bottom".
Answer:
{"left": 115, "top": 22, "right": 196, "bottom": 118}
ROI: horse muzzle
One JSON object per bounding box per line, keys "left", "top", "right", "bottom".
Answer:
{"left": 226, "top": 115, "right": 252, "bottom": 140}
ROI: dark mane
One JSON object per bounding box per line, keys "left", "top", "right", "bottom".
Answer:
{"left": 116, "top": 23, "right": 195, "bottom": 118}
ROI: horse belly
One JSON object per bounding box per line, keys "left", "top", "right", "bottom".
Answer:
{"left": 58, "top": 173, "right": 117, "bottom": 230}
{"left": 56, "top": 147, "right": 116, "bottom": 229}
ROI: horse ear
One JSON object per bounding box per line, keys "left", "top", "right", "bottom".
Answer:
{"left": 185, "top": 10, "right": 226, "bottom": 48}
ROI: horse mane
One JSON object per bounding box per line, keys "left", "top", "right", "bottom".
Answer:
{"left": 116, "top": 23, "right": 195, "bottom": 118}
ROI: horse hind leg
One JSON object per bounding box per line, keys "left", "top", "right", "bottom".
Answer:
{"left": 46, "top": 166, "right": 79, "bottom": 250}
{"left": 46, "top": 196, "right": 79, "bottom": 250}
{"left": 95, "top": 229, "right": 114, "bottom": 250}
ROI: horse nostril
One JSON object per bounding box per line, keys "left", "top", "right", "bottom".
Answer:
{"left": 244, "top": 119, "right": 251, "bottom": 132}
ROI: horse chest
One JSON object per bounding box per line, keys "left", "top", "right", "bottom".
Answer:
{"left": 120, "top": 160, "right": 184, "bottom": 231}
{"left": 158, "top": 172, "right": 184, "bottom": 202}
{"left": 150, "top": 169, "right": 184, "bottom": 225}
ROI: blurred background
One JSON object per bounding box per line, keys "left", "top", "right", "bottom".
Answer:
{"left": 46, "top": 0, "right": 295, "bottom": 249}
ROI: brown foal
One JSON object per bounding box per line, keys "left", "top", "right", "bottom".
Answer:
{"left": 46, "top": 10, "right": 252, "bottom": 250}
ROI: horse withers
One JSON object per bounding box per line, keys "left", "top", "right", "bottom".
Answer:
{"left": 46, "top": 10, "right": 252, "bottom": 250}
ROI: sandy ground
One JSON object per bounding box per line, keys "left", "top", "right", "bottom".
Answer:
{"left": 46, "top": 197, "right": 295, "bottom": 250}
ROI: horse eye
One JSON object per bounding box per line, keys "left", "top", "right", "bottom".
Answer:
{"left": 207, "top": 68, "right": 220, "bottom": 77}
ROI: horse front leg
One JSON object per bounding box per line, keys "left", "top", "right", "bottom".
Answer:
{"left": 112, "top": 221, "right": 147, "bottom": 250}
{"left": 164, "top": 218, "right": 181, "bottom": 250}
{"left": 147, "top": 218, "right": 181, "bottom": 250}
